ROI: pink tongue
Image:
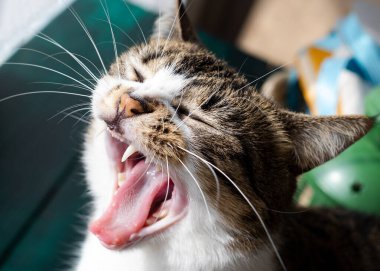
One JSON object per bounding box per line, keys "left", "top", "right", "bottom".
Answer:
{"left": 90, "top": 161, "right": 168, "bottom": 249}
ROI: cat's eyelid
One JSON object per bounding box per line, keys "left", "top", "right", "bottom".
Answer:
{"left": 172, "top": 104, "right": 189, "bottom": 116}
{"left": 172, "top": 104, "right": 216, "bottom": 129}
{"left": 133, "top": 68, "right": 144, "bottom": 83}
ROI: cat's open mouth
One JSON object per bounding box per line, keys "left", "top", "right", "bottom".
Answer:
{"left": 89, "top": 132, "right": 188, "bottom": 250}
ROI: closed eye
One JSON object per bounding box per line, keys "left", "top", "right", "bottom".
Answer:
{"left": 173, "top": 105, "right": 216, "bottom": 129}
{"left": 176, "top": 106, "right": 189, "bottom": 117}
{"left": 134, "top": 68, "right": 145, "bottom": 83}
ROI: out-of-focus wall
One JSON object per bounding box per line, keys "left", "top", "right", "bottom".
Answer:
{"left": 238, "top": 0, "right": 351, "bottom": 65}
{"left": 128, "top": 0, "right": 174, "bottom": 13}
{"left": 0, "top": 0, "right": 75, "bottom": 65}
{"left": 238, "top": 0, "right": 380, "bottom": 65}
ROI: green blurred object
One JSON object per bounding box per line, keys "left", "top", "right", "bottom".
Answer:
{"left": 298, "top": 87, "right": 380, "bottom": 216}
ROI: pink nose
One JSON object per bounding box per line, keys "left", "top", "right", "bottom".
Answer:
{"left": 106, "top": 93, "right": 146, "bottom": 131}
{"left": 118, "top": 93, "right": 145, "bottom": 117}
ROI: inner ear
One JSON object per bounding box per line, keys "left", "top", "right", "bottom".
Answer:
{"left": 176, "top": 0, "right": 198, "bottom": 42}
{"left": 151, "top": 0, "right": 198, "bottom": 43}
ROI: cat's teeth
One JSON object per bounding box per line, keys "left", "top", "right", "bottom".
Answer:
{"left": 152, "top": 208, "right": 168, "bottom": 219}
{"left": 145, "top": 217, "right": 156, "bottom": 226}
{"left": 118, "top": 173, "right": 126, "bottom": 187}
{"left": 145, "top": 208, "right": 168, "bottom": 226}
{"left": 121, "top": 145, "right": 138, "bottom": 162}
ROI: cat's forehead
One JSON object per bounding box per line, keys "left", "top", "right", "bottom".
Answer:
{"left": 98, "top": 40, "right": 243, "bottom": 105}
{"left": 101, "top": 41, "right": 220, "bottom": 101}
{"left": 95, "top": 67, "right": 189, "bottom": 102}
{"left": 124, "top": 40, "right": 220, "bottom": 76}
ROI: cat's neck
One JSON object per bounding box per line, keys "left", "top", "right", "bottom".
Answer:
{"left": 76, "top": 231, "right": 277, "bottom": 271}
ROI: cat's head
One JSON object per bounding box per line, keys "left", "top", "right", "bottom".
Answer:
{"left": 85, "top": 0, "right": 373, "bottom": 265}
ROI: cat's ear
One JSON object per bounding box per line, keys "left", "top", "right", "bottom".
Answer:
{"left": 279, "top": 111, "right": 374, "bottom": 173}
{"left": 151, "top": 0, "right": 198, "bottom": 42}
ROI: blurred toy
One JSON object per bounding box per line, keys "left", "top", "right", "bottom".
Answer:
{"left": 295, "top": 2, "right": 380, "bottom": 116}
{"left": 298, "top": 87, "right": 380, "bottom": 215}
{"left": 286, "top": 2, "right": 380, "bottom": 215}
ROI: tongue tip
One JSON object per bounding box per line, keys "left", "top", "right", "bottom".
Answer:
{"left": 89, "top": 221, "right": 130, "bottom": 249}
{"left": 89, "top": 163, "right": 173, "bottom": 249}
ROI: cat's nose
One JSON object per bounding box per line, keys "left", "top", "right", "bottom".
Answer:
{"left": 118, "top": 93, "right": 145, "bottom": 117}
{"left": 106, "top": 93, "right": 148, "bottom": 131}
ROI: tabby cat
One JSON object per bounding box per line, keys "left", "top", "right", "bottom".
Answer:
{"left": 75, "top": 1, "right": 380, "bottom": 270}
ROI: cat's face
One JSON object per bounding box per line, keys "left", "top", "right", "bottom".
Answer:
{"left": 84, "top": 0, "right": 373, "bottom": 261}
{"left": 88, "top": 37, "right": 267, "bottom": 249}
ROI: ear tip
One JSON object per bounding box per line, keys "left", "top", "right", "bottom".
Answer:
{"left": 362, "top": 115, "right": 377, "bottom": 131}
{"left": 177, "top": 0, "right": 184, "bottom": 9}
{"left": 369, "top": 113, "right": 380, "bottom": 124}
{"left": 350, "top": 115, "right": 375, "bottom": 138}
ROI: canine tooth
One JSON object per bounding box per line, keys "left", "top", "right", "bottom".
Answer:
{"left": 121, "top": 145, "right": 138, "bottom": 162}
{"left": 118, "top": 173, "right": 126, "bottom": 187}
{"left": 152, "top": 208, "right": 168, "bottom": 219}
{"left": 145, "top": 217, "right": 156, "bottom": 226}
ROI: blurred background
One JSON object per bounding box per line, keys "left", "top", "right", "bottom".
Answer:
{"left": 0, "top": 0, "right": 379, "bottom": 270}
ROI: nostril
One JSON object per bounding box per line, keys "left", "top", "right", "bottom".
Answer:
{"left": 102, "top": 93, "right": 151, "bottom": 131}
{"left": 131, "top": 108, "right": 143, "bottom": 115}
{"left": 119, "top": 93, "right": 148, "bottom": 117}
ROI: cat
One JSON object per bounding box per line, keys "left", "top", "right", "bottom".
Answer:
{"left": 75, "top": 1, "right": 380, "bottom": 270}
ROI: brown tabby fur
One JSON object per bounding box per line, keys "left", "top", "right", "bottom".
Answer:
{"left": 93, "top": 1, "right": 380, "bottom": 269}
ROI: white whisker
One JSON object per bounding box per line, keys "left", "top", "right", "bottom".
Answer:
{"left": 169, "top": 88, "right": 186, "bottom": 122}
{"left": 176, "top": 145, "right": 287, "bottom": 271}
{"left": 173, "top": 90, "right": 215, "bottom": 131}
{"left": 159, "top": 0, "right": 194, "bottom": 61}
{"left": 31, "top": 81, "right": 91, "bottom": 92}
{"left": 175, "top": 155, "right": 212, "bottom": 223}
{"left": 237, "top": 57, "right": 249, "bottom": 74}
{"left": 97, "top": 41, "right": 129, "bottom": 51}
{"left": 174, "top": 61, "right": 293, "bottom": 132}
{"left": 48, "top": 51, "right": 103, "bottom": 77}
{"left": 0, "top": 90, "right": 90, "bottom": 103}
{"left": 69, "top": 8, "right": 108, "bottom": 75}
{"left": 62, "top": 112, "right": 91, "bottom": 124}
{"left": 205, "top": 161, "right": 220, "bottom": 208}
{"left": 154, "top": 1, "right": 162, "bottom": 71}
{"left": 95, "top": 18, "right": 138, "bottom": 47}
{"left": 48, "top": 102, "right": 91, "bottom": 121}
{"left": 73, "top": 110, "right": 92, "bottom": 126}
{"left": 4, "top": 62, "right": 93, "bottom": 92}
{"left": 154, "top": 156, "right": 171, "bottom": 224}
{"left": 122, "top": 0, "right": 147, "bottom": 45}
{"left": 37, "top": 33, "right": 100, "bottom": 82}
{"left": 20, "top": 48, "right": 96, "bottom": 89}
{"left": 100, "top": 0, "right": 121, "bottom": 79}
{"left": 236, "top": 61, "right": 293, "bottom": 92}
{"left": 58, "top": 107, "right": 92, "bottom": 123}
